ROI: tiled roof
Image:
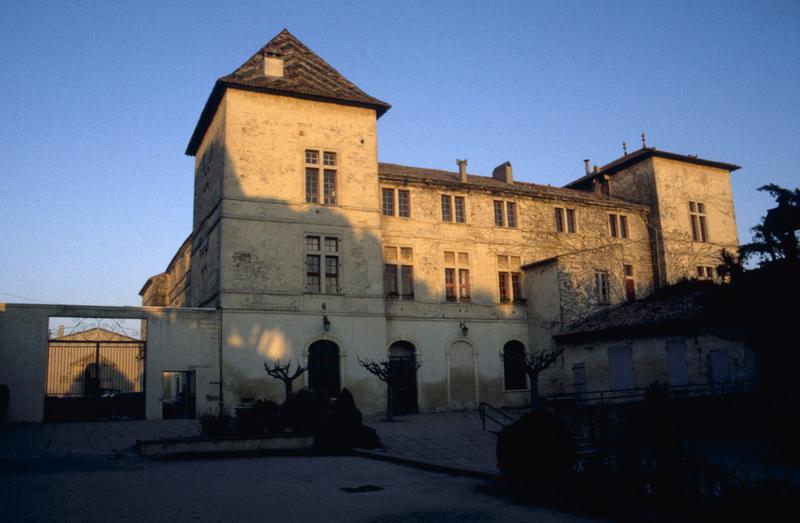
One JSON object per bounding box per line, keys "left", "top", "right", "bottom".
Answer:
{"left": 378, "top": 162, "right": 648, "bottom": 210}
{"left": 565, "top": 147, "right": 741, "bottom": 190}
{"left": 187, "top": 29, "right": 390, "bottom": 156}
{"left": 555, "top": 282, "right": 722, "bottom": 343}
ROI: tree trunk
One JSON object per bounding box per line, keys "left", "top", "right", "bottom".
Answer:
{"left": 529, "top": 372, "right": 540, "bottom": 411}
{"left": 386, "top": 381, "right": 394, "bottom": 421}
{"left": 284, "top": 380, "right": 293, "bottom": 401}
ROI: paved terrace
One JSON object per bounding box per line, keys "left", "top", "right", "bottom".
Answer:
{"left": 0, "top": 419, "right": 200, "bottom": 458}
{"left": 364, "top": 409, "right": 524, "bottom": 476}
{"left": 0, "top": 409, "right": 513, "bottom": 476}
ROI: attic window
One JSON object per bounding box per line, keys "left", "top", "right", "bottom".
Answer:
{"left": 263, "top": 51, "right": 284, "bottom": 78}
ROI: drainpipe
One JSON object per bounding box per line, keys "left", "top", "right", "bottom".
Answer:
{"left": 218, "top": 305, "right": 224, "bottom": 412}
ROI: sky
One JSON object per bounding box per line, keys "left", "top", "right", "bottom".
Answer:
{"left": 1, "top": 0, "right": 798, "bottom": 306}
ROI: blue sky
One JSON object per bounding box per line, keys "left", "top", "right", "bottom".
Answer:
{"left": 1, "top": 0, "right": 798, "bottom": 306}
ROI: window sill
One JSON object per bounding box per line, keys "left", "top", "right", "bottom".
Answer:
{"left": 503, "top": 388, "right": 530, "bottom": 393}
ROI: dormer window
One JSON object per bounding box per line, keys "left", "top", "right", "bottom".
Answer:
{"left": 263, "top": 51, "right": 284, "bottom": 77}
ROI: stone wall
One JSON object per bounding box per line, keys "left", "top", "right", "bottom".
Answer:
{"left": 550, "top": 334, "right": 755, "bottom": 396}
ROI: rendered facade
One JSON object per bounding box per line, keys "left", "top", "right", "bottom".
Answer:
{"left": 138, "top": 29, "right": 744, "bottom": 415}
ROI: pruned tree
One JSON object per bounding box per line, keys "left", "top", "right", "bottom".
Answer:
{"left": 357, "top": 355, "right": 421, "bottom": 421}
{"left": 502, "top": 347, "right": 564, "bottom": 411}
{"left": 264, "top": 359, "right": 307, "bottom": 401}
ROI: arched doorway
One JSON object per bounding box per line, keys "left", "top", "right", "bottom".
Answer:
{"left": 389, "top": 341, "right": 418, "bottom": 415}
{"left": 308, "top": 340, "right": 341, "bottom": 397}
{"left": 448, "top": 340, "right": 476, "bottom": 409}
{"left": 502, "top": 340, "right": 528, "bottom": 391}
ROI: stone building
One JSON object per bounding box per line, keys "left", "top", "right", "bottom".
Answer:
{"left": 140, "top": 29, "right": 743, "bottom": 414}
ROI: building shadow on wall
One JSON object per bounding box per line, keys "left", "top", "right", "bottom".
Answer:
{"left": 186, "top": 146, "right": 512, "bottom": 415}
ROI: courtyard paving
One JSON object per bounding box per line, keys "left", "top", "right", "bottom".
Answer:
{"left": 0, "top": 454, "right": 602, "bottom": 522}
{"left": 0, "top": 409, "right": 518, "bottom": 477}
{"left": 0, "top": 419, "right": 200, "bottom": 458}
{"left": 363, "top": 409, "right": 521, "bottom": 476}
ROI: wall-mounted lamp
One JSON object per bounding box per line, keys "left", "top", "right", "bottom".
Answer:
{"left": 321, "top": 303, "right": 331, "bottom": 331}
{"left": 459, "top": 322, "right": 469, "bottom": 337}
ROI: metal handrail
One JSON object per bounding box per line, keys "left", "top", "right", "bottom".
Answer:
{"left": 478, "top": 402, "right": 518, "bottom": 431}
{"left": 545, "top": 380, "right": 756, "bottom": 406}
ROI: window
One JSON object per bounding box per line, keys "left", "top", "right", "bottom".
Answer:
{"left": 623, "top": 264, "right": 635, "bottom": 301}
{"left": 383, "top": 246, "right": 414, "bottom": 299}
{"left": 493, "top": 201, "right": 504, "bottom": 226}
{"left": 608, "top": 214, "right": 630, "bottom": 239}
{"left": 497, "top": 255, "right": 524, "bottom": 303}
{"left": 502, "top": 341, "right": 528, "bottom": 390}
{"left": 382, "top": 188, "right": 394, "bottom": 216}
{"left": 382, "top": 188, "right": 411, "bottom": 218}
{"left": 493, "top": 201, "right": 518, "bottom": 227}
{"left": 554, "top": 207, "right": 576, "bottom": 233}
{"left": 595, "top": 270, "right": 610, "bottom": 305}
{"left": 305, "top": 150, "right": 337, "bottom": 205}
{"left": 444, "top": 251, "right": 470, "bottom": 301}
{"left": 398, "top": 190, "right": 410, "bottom": 217}
{"left": 689, "top": 201, "right": 708, "bottom": 242}
{"left": 441, "top": 195, "right": 466, "bottom": 223}
{"left": 305, "top": 235, "right": 339, "bottom": 293}
{"left": 454, "top": 196, "right": 465, "bottom": 223}
{"left": 506, "top": 202, "right": 517, "bottom": 228}
{"left": 441, "top": 195, "right": 452, "bottom": 222}
{"left": 696, "top": 265, "right": 715, "bottom": 280}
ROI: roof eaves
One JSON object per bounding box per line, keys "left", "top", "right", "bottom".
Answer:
{"left": 187, "top": 80, "right": 391, "bottom": 157}
{"left": 379, "top": 164, "right": 650, "bottom": 212}
{"left": 565, "top": 148, "right": 741, "bottom": 188}
{"left": 521, "top": 257, "right": 558, "bottom": 271}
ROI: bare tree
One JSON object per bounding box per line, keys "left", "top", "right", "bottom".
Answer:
{"left": 264, "top": 359, "right": 307, "bottom": 401}
{"left": 502, "top": 347, "right": 564, "bottom": 410}
{"left": 357, "top": 355, "right": 421, "bottom": 421}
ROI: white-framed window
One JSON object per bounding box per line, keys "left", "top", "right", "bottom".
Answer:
{"left": 493, "top": 200, "right": 518, "bottom": 228}
{"left": 444, "top": 251, "right": 470, "bottom": 302}
{"left": 608, "top": 214, "right": 630, "bottom": 238}
{"left": 305, "top": 150, "right": 337, "bottom": 205}
{"left": 595, "top": 270, "right": 610, "bottom": 305}
{"left": 441, "top": 195, "right": 466, "bottom": 223}
{"left": 689, "top": 201, "right": 708, "bottom": 242}
{"left": 384, "top": 246, "right": 414, "bottom": 299}
{"left": 381, "top": 188, "right": 411, "bottom": 218}
{"left": 696, "top": 265, "right": 716, "bottom": 280}
{"left": 554, "top": 207, "right": 576, "bottom": 233}
{"left": 305, "top": 235, "right": 340, "bottom": 293}
{"left": 497, "top": 255, "right": 524, "bottom": 303}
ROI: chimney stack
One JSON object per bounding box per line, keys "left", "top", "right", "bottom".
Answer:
{"left": 583, "top": 159, "right": 590, "bottom": 175}
{"left": 456, "top": 159, "right": 468, "bottom": 182}
{"left": 492, "top": 161, "right": 513, "bottom": 184}
{"left": 263, "top": 51, "right": 284, "bottom": 77}
{"left": 57, "top": 325, "right": 64, "bottom": 337}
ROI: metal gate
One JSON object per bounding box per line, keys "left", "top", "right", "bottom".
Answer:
{"left": 45, "top": 339, "right": 145, "bottom": 421}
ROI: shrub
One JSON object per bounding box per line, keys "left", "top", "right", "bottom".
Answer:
{"left": 280, "top": 388, "right": 381, "bottom": 450}
{"left": 199, "top": 409, "right": 232, "bottom": 437}
{"left": 235, "top": 399, "right": 282, "bottom": 435}
{"left": 280, "top": 387, "right": 334, "bottom": 434}
{"left": 496, "top": 410, "right": 576, "bottom": 495}
{"left": 0, "top": 384, "right": 9, "bottom": 421}
{"left": 316, "top": 389, "right": 381, "bottom": 451}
